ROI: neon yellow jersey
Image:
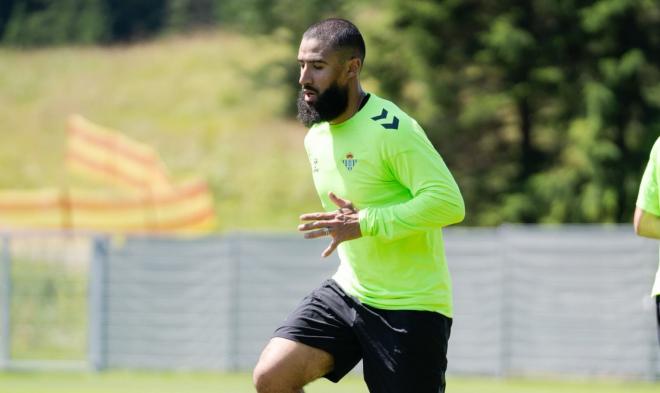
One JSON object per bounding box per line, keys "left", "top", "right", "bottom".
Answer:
{"left": 304, "top": 94, "right": 465, "bottom": 317}
{"left": 636, "top": 136, "right": 660, "bottom": 296}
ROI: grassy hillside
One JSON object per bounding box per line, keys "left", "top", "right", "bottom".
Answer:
{"left": 0, "top": 30, "right": 321, "bottom": 231}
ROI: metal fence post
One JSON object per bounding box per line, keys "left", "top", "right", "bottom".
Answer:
{"left": 0, "top": 235, "right": 10, "bottom": 369}
{"left": 498, "top": 225, "right": 512, "bottom": 378}
{"left": 649, "top": 304, "right": 660, "bottom": 381}
{"left": 227, "top": 233, "right": 242, "bottom": 371}
{"left": 88, "top": 236, "right": 107, "bottom": 371}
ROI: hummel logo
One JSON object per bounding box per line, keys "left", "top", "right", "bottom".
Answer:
{"left": 371, "top": 108, "right": 399, "bottom": 130}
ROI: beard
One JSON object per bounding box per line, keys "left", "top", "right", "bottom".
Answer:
{"left": 296, "top": 81, "right": 349, "bottom": 127}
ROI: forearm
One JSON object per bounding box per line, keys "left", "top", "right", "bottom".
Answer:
{"left": 364, "top": 119, "right": 465, "bottom": 241}
{"left": 634, "top": 207, "right": 660, "bottom": 239}
{"left": 359, "top": 187, "right": 465, "bottom": 241}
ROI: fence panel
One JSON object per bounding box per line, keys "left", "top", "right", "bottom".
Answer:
{"left": 501, "top": 225, "right": 657, "bottom": 378}
{"left": 0, "top": 226, "right": 657, "bottom": 379}
{"left": 444, "top": 228, "right": 503, "bottom": 376}
{"left": 231, "top": 234, "right": 338, "bottom": 370}
{"left": 104, "top": 236, "right": 233, "bottom": 370}
{"left": 0, "top": 232, "right": 90, "bottom": 370}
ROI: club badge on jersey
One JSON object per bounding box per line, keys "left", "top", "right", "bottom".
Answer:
{"left": 342, "top": 152, "right": 358, "bottom": 171}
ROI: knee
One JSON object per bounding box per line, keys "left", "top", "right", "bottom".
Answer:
{"left": 252, "top": 361, "right": 281, "bottom": 393}
{"left": 253, "top": 361, "right": 306, "bottom": 393}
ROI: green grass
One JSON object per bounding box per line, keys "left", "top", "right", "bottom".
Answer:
{"left": 9, "top": 255, "right": 87, "bottom": 360}
{"left": 0, "top": 372, "right": 657, "bottom": 393}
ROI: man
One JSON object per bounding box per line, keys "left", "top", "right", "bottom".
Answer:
{"left": 253, "top": 18, "right": 465, "bottom": 393}
{"left": 634, "top": 136, "right": 660, "bottom": 344}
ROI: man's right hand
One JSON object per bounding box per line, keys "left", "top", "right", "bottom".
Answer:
{"left": 298, "top": 192, "right": 362, "bottom": 257}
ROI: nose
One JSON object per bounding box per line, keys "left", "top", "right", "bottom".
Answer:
{"left": 299, "top": 63, "right": 311, "bottom": 87}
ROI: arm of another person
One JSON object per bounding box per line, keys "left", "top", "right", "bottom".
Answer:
{"left": 634, "top": 207, "right": 660, "bottom": 239}
{"left": 634, "top": 137, "right": 660, "bottom": 240}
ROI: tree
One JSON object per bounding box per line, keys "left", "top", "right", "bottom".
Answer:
{"left": 3, "top": 0, "right": 108, "bottom": 45}
{"left": 368, "top": 0, "right": 660, "bottom": 224}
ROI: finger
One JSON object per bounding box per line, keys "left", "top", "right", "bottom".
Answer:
{"left": 299, "top": 212, "right": 336, "bottom": 221}
{"left": 328, "top": 192, "right": 353, "bottom": 209}
{"left": 298, "top": 221, "right": 339, "bottom": 231}
{"left": 304, "top": 228, "right": 331, "bottom": 239}
{"left": 322, "top": 239, "right": 339, "bottom": 258}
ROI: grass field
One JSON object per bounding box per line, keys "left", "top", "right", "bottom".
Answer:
{"left": 0, "top": 371, "right": 658, "bottom": 393}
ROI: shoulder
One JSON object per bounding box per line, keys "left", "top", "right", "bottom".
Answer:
{"left": 362, "top": 94, "right": 417, "bottom": 135}
{"left": 652, "top": 136, "right": 660, "bottom": 162}
{"left": 360, "top": 95, "right": 437, "bottom": 161}
{"left": 358, "top": 94, "right": 430, "bottom": 154}
{"left": 370, "top": 94, "right": 431, "bottom": 139}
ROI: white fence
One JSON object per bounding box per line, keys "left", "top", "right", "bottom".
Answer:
{"left": 0, "top": 226, "right": 658, "bottom": 379}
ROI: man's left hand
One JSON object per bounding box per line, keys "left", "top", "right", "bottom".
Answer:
{"left": 298, "top": 192, "right": 362, "bottom": 257}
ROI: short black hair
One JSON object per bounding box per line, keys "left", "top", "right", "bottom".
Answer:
{"left": 303, "top": 18, "right": 365, "bottom": 64}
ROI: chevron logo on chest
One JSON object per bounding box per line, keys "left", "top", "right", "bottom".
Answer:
{"left": 370, "top": 108, "right": 399, "bottom": 130}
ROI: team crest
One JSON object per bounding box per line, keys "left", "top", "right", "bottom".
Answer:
{"left": 342, "top": 152, "right": 358, "bottom": 171}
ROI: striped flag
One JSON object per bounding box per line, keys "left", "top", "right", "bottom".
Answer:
{"left": 56, "top": 114, "right": 218, "bottom": 233}
{"left": 0, "top": 180, "right": 216, "bottom": 234}
{"left": 66, "top": 114, "right": 172, "bottom": 193}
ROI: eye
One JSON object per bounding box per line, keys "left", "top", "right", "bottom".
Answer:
{"left": 313, "top": 64, "right": 323, "bottom": 70}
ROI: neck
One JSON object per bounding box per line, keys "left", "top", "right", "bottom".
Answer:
{"left": 329, "top": 83, "right": 365, "bottom": 125}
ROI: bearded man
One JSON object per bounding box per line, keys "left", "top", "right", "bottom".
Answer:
{"left": 253, "top": 18, "right": 465, "bottom": 393}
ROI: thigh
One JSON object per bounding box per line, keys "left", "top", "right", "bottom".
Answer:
{"left": 272, "top": 280, "right": 362, "bottom": 382}
{"left": 358, "top": 307, "right": 452, "bottom": 393}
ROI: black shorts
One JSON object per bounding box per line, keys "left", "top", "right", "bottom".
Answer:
{"left": 273, "top": 279, "right": 452, "bottom": 393}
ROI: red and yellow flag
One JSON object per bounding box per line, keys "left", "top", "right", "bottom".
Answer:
{"left": 0, "top": 179, "right": 216, "bottom": 234}
{"left": 66, "top": 114, "right": 172, "bottom": 193}
{"left": 0, "top": 115, "right": 217, "bottom": 234}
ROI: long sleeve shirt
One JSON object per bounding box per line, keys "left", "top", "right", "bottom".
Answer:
{"left": 304, "top": 93, "right": 464, "bottom": 316}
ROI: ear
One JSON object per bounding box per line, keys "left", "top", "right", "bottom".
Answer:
{"left": 345, "top": 57, "right": 362, "bottom": 79}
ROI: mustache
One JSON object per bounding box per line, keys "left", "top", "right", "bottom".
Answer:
{"left": 302, "top": 85, "right": 319, "bottom": 94}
